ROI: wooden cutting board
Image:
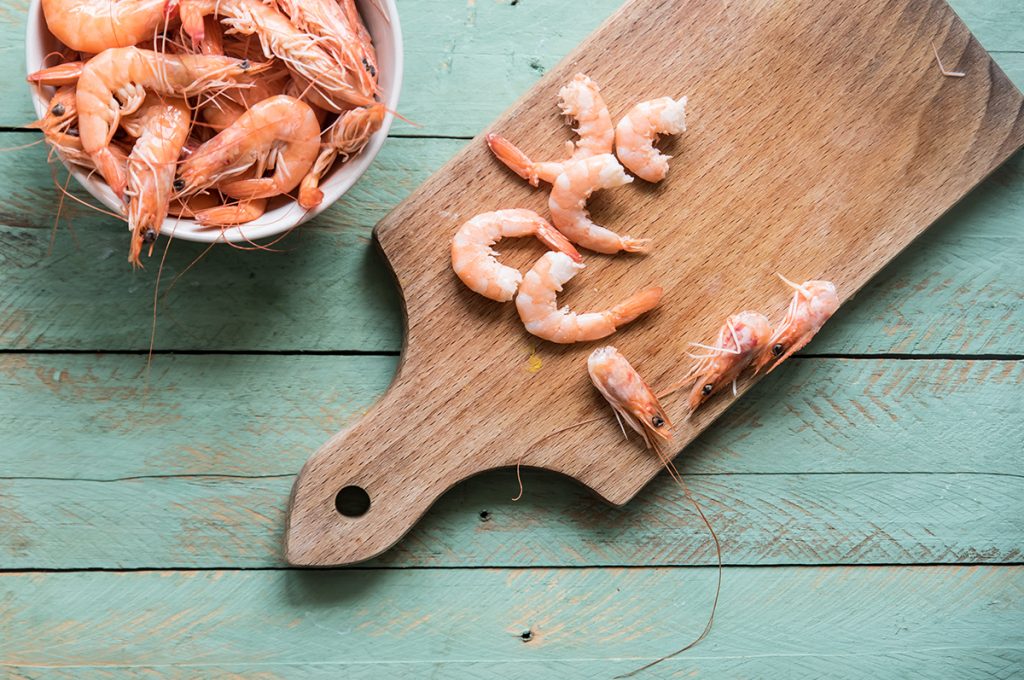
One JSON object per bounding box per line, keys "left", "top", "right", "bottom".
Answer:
{"left": 285, "top": 0, "right": 1023, "bottom": 565}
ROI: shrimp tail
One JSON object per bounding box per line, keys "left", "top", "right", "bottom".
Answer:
{"left": 27, "top": 62, "right": 84, "bottom": 86}
{"left": 621, "top": 236, "right": 652, "bottom": 253}
{"left": 486, "top": 133, "right": 540, "bottom": 186}
{"left": 608, "top": 286, "right": 663, "bottom": 326}
{"left": 535, "top": 223, "right": 582, "bottom": 263}
{"left": 298, "top": 176, "right": 324, "bottom": 210}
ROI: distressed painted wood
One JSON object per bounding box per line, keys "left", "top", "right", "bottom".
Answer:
{"left": 3, "top": 470, "right": 1022, "bottom": 568}
{"left": 0, "top": 355, "right": 1020, "bottom": 480}
{"left": 2, "top": 0, "right": 1022, "bottom": 131}
{"left": 0, "top": 140, "right": 1020, "bottom": 353}
{"left": 287, "top": 0, "right": 1024, "bottom": 565}
{"left": 1, "top": 567, "right": 1021, "bottom": 678}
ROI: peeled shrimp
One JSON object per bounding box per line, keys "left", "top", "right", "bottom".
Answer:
{"left": 40, "top": 0, "right": 171, "bottom": 53}
{"left": 588, "top": 346, "right": 673, "bottom": 453}
{"left": 515, "top": 251, "right": 661, "bottom": 343}
{"left": 666, "top": 310, "right": 772, "bottom": 414}
{"left": 614, "top": 97, "right": 687, "bottom": 182}
{"left": 298, "top": 103, "right": 386, "bottom": 209}
{"left": 548, "top": 154, "right": 648, "bottom": 254}
{"left": 123, "top": 98, "right": 191, "bottom": 268}
{"left": 451, "top": 209, "right": 581, "bottom": 302}
{"left": 486, "top": 73, "right": 613, "bottom": 186}
{"left": 179, "top": 0, "right": 376, "bottom": 110}
{"left": 177, "top": 95, "right": 320, "bottom": 200}
{"left": 754, "top": 276, "right": 839, "bottom": 374}
{"left": 75, "top": 47, "right": 265, "bottom": 197}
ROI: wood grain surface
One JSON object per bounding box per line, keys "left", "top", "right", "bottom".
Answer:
{"left": 2, "top": 567, "right": 1021, "bottom": 678}
{"left": 286, "top": 0, "right": 1024, "bottom": 565}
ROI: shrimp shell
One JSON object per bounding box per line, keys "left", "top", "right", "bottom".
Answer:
{"left": 588, "top": 346, "right": 673, "bottom": 453}
{"left": 754, "top": 276, "right": 839, "bottom": 374}
{"left": 41, "top": 0, "right": 170, "bottom": 53}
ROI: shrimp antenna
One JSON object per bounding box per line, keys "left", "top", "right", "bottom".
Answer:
{"left": 511, "top": 415, "right": 607, "bottom": 501}
{"left": 776, "top": 272, "right": 809, "bottom": 297}
{"left": 614, "top": 460, "right": 723, "bottom": 679}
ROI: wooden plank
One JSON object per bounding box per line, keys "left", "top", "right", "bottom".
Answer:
{"left": 0, "top": 143, "right": 1021, "bottom": 354}
{"left": 1, "top": 355, "right": 1019, "bottom": 479}
{"left": 2, "top": 0, "right": 1022, "bottom": 131}
{"left": 1, "top": 356, "right": 1019, "bottom": 568}
{"left": 3, "top": 470, "right": 1021, "bottom": 568}
{"left": 1, "top": 566, "right": 1021, "bottom": 678}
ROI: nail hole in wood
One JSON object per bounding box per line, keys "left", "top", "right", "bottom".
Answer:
{"left": 479, "top": 510, "right": 491, "bottom": 521}
{"left": 520, "top": 629, "right": 533, "bottom": 642}
{"left": 335, "top": 486, "right": 371, "bottom": 517}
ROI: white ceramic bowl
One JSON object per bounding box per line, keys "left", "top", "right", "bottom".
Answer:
{"left": 25, "top": 0, "right": 403, "bottom": 243}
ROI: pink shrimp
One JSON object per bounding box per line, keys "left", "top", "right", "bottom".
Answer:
{"left": 754, "top": 276, "right": 839, "bottom": 374}
{"left": 27, "top": 85, "right": 130, "bottom": 172}
{"left": 451, "top": 209, "right": 581, "bottom": 302}
{"left": 515, "top": 251, "right": 661, "bottom": 343}
{"left": 40, "top": 0, "right": 172, "bottom": 53}
{"left": 179, "top": 0, "right": 376, "bottom": 110}
{"left": 177, "top": 95, "right": 320, "bottom": 200}
{"left": 486, "top": 73, "right": 613, "bottom": 186}
{"left": 123, "top": 98, "right": 192, "bottom": 268}
{"left": 588, "top": 346, "right": 673, "bottom": 453}
{"left": 548, "top": 154, "right": 648, "bottom": 254}
{"left": 74, "top": 47, "right": 266, "bottom": 197}
{"left": 666, "top": 310, "right": 772, "bottom": 414}
{"left": 298, "top": 103, "right": 386, "bottom": 209}
{"left": 615, "top": 97, "right": 687, "bottom": 182}
{"left": 272, "top": 0, "right": 378, "bottom": 98}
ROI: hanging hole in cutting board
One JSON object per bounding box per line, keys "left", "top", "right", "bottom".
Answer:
{"left": 335, "top": 486, "right": 371, "bottom": 517}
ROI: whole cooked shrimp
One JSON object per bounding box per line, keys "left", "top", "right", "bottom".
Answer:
{"left": 272, "top": 0, "right": 378, "bottom": 98}
{"left": 666, "top": 310, "right": 772, "bottom": 414}
{"left": 177, "top": 95, "right": 320, "bottom": 200}
{"left": 548, "top": 154, "right": 648, "bottom": 254}
{"left": 28, "top": 85, "right": 129, "bottom": 171}
{"left": 516, "top": 251, "right": 661, "bottom": 343}
{"left": 451, "top": 209, "right": 581, "bottom": 302}
{"left": 179, "top": 0, "right": 376, "bottom": 110}
{"left": 754, "top": 276, "right": 839, "bottom": 374}
{"left": 486, "top": 73, "right": 613, "bottom": 187}
{"left": 615, "top": 97, "right": 687, "bottom": 182}
{"left": 588, "top": 346, "right": 673, "bottom": 453}
{"left": 298, "top": 103, "right": 386, "bottom": 209}
{"left": 75, "top": 47, "right": 266, "bottom": 197}
{"left": 41, "top": 0, "right": 171, "bottom": 53}
{"left": 123, "top": 98, "right": 191, "bottom": 267}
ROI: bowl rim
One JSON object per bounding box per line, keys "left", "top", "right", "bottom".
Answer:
{"left": 24, "top": 0, "right": 404, "bottom": 244}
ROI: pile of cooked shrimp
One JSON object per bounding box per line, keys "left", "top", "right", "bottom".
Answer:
{"left": 451, "top": 72, "right": 839, "bottom": 450}
{"left": 27, "top": 0, "right": 387, "bottom": 267}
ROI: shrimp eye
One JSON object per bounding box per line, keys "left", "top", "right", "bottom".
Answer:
{"left": 240, "top": 59, "right": 250, "bottom": 71}
{"left": 173, "top": 179, "right": 186, "bottom": 191}
{"left": 701, "top": 383, "right": 714, "bottom": 396}
{"left": 651, "top": 415, "right": 665, "bottom": 428}
{"left": 362, "top": 57, "right": 376, "bottom": 77}
{"left": 51, "top": 103, "right": 65, "bottom": 116}
{"left": 142, "top": 228, "right": 157, "bottom": 244}
{"left": 772, "top": 343, "right": 784, "bottom": 356}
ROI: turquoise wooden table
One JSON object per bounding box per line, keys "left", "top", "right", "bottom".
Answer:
{"left": 1, "top": 0, "right": 1022, "bottom": 676}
